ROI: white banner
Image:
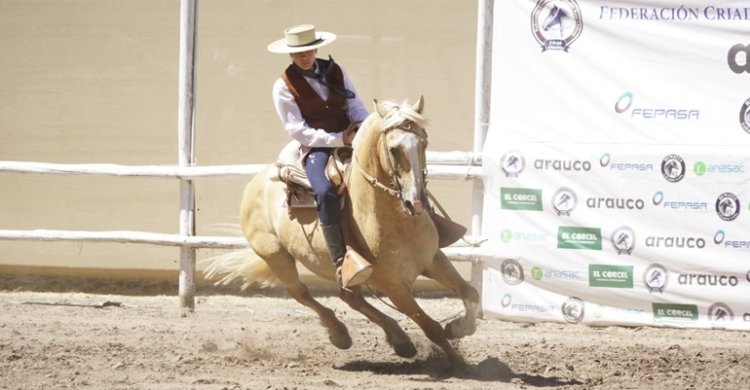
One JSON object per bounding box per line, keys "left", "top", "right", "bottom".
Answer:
{"left": 481, "top": 0, "right": 750, "bottom": 330}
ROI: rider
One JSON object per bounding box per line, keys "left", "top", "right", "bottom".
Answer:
{"left": 267, "top": 24, "right": 369, "bottom": 279}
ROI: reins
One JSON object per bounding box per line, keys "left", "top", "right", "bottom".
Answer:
{"left": 350, "top": 124, "right": 427, "bottom": 215}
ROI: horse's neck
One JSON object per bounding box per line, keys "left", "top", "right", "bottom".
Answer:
{"left": 350, "top": 138, "right": 405, "bottom": 222}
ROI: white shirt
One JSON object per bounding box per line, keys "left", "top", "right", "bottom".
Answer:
{"left": 272, "top": 63, "right": 369, "bottom": 148}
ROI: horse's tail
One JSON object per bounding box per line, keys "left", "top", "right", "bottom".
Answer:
{"left": 201, "top": 249, "right": 280, "bottom": 290}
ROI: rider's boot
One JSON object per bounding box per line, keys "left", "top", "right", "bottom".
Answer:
{"left": 322, "top": 224, "right": 346, "bottom": 270}
{"left": 322, "top": 224, "right": 372, "bottom": 289}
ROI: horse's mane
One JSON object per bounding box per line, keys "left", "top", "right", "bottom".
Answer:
{"left": 352, "top": 99, "right": 427, "bottom": 150}
{"left": 376, "top": 99, "right": 427, "bottom": 130}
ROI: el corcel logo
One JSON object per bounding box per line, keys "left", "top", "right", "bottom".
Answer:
{"left": 653, "top": 303, "right": 699, "bottom": 323}
{"left": 501, "top": 188, "right": 543, "bottom": 211}
{"left": 728, "top": 44, "right": 750, "bottom": 73}
{"left": 558, "top": 226, "right": 602, "bottom": 250}
{"left": 615, "top": 92, "right": 699, "bottom": 120}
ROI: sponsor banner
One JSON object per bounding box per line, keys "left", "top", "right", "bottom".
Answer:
{"left": 481, "top": 0, "right": 750, "bottom": 331}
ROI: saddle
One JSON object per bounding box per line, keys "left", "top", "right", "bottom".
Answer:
{"left": 270, "top": 140, "right": 371, "bottom": 289}
{"left": 269, "top": 140, "right": 350, "bottom": 211}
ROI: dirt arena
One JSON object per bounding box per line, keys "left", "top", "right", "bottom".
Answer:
{"left": 1, "top": 286, "right": 749, "bottom": 390}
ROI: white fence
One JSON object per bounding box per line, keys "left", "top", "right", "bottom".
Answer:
{"left": 0, "top": 154, "right": 487, "bottom": 307}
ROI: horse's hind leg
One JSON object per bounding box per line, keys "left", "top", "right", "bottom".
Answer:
{"left": 262, "top": 251, "right": 352, "bottom": 350}
{"left": 384, "top": 286, "right": 466, "bottom": 368}
{"left": 338, "top": 287, "right": 417, "bottom": 358}
{"left": 421, "top": 251, "right": 479, "bottom": 339}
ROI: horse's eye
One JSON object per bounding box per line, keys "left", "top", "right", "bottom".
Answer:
{"left": 388, "top": 147, "right": 397, "bottom": 155}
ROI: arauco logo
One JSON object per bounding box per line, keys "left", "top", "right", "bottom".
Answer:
{"left": 728, "top": 44, "right": 750, "bottom": 74}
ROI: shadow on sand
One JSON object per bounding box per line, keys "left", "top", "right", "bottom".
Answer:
{"left": 338, "top": 354, "right": 583, "bottom": 387}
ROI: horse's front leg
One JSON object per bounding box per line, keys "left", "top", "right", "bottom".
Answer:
{"left": 338, "top": 287, "right": 416, "bottom": 358}
{"left": 384, "top": 286, "right": 467, "bottom": 369}
{"left": 421, "top": 251, "right": 479, "bottom": 339}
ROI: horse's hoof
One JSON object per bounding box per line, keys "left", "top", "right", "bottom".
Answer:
{"left": 445, "top": 318, "right": 476, "bottom": 339}
{"left": 393, "top": 340, "right": 417, "bottom": 358}
{"left": 328, "top": 323, "right": 352, "bottom": 350}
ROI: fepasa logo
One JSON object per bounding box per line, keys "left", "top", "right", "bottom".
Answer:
{"left": 652, "top": 191, "right": 708, "bottom": 212}
{"left": 501, "top": 188, "right": 543, "bottom": 211}
{"left": 713, "top": 230, "right": 750, "bottom": 250}
{"left": 615, "top": 92, "right": 699, "bottom": 120}
{"left": 599, "top": 152, "right": 654, "bottom": 172}
{"left": 557, "top": 226, "right": 602, "bottom": 250}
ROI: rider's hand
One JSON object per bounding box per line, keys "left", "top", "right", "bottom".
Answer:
{"left": 342, "top": 128, "right": 356, "bottom": 146}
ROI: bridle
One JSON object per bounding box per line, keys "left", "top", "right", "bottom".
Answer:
{"left": 351, "top": 122, "right": 428, "bottom": 214}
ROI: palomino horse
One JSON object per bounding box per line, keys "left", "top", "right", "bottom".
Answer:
{"left": 209, "top": 97, "right": 479, "bottom": 368}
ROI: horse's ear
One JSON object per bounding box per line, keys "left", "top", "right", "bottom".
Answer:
{"left": 412, "top": 95, "right": 424, "bottom": 114}
{"left": 374, "top": 99, "right": 388, "bottom": 118}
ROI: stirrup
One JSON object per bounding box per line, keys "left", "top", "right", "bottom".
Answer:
{"left": 338, "top": 247, "right": 373, "bottom": 289}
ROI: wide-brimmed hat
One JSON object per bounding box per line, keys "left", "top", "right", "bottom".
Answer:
{"left": 267, "top": 24, "right": 336, "bottom": 54}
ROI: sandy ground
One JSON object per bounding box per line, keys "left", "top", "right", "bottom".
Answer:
{"left": 1, "top": 289, "right": 749, "bottom": 390}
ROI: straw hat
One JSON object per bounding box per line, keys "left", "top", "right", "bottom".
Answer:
{"left": 267, "top": 24, "right": 337, "bottom": 54}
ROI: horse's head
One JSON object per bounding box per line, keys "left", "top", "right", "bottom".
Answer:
{"left": 353, "top": 96, "right": 429, "bottom": 216}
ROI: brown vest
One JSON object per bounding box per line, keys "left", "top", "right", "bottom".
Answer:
{"left": 282, "top": 59, "right": 350, "bottom": 133}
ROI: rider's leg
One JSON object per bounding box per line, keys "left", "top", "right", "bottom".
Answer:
{"left": 305, "top": 148, "right": 345, "bottom": 267}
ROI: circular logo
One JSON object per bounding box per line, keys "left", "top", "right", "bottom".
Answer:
{"left": 708, "top": 302, "right": 734, "bottom": 328}
{"left": 552, "top": 188, "right": 577, "bottom": 216}
{"left": 643, "top": 264, "right": 668, "bottom": 293}
{"left": 562, "top": 296, "right": 585, "bottom": 324}
{"left": 614, "top": 92, "right": 633, "bottom": 113}
{"left": 600, "top": 152, "right": 611, "bottom": 167}
{"left": 693, "top": 161, "right": 707, "bottom": 176}
{"left": 661, "top": 154, "right": 685, "bottom": 183}
{"left": 501, "top": 151, "right": 525, "bottom": 177}
{"left": 716, "top": 192, "right": 740, "bottom": 221}
{"left": 740, "top": 98, "right": 750, "bottom": 134}
{"left": 531, "top": 0, "right": 584, "bottom": 52}
{"left": 501, "top": 259, "right": 524, "bottom": 285}
{"left": 611, "top": 226, "right": 636, "bottom": 255}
